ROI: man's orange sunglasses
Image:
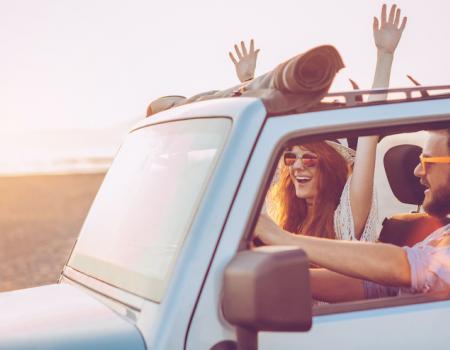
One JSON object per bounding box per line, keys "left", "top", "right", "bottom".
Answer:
{"left": 419, "top": 155, "right": 450, "bottom": 174}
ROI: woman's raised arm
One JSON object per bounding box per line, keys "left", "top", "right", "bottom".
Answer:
{"left": 350, "top": 4, "right": 407, "bottom": 239}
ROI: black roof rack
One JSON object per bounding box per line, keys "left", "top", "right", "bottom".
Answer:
{"left": 309, "top": 85, "right": 450, "bottom": 112}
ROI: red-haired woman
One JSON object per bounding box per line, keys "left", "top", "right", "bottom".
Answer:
{"left": 267, "top": 140, "right": 375, "bottom": 241}
{"left": 233, "top": 4, "right": 407, "bottom": 242}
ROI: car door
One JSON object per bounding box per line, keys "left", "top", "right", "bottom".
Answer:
{"left": 187, "top": 97, "right": 450, "bottom": 349}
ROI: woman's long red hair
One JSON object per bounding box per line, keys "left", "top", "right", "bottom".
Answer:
{"left": 268, "top": 141, "right": 349, "bottom": 239}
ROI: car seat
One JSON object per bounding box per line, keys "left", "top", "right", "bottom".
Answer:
{"left": 378, "top": 144, "right": 450, "bottom": 247}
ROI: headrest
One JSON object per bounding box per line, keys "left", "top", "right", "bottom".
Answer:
{"left": 383, "top": 144, "right": 425, "bottom": 205}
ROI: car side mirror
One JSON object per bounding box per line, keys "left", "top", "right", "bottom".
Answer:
{"left": 222, "top": 246, "right": 312, "bottom": 350}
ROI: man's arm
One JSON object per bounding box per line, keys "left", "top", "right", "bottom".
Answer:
{"left": 255, "top": 214, "right": 412, "bottom": 287}
{"left": 310, "top": 269, "right": 366, "bottom": 303}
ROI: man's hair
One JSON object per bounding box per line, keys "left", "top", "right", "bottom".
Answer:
{"left": 430, "top": 128, "right": 450, "bottom": 151}
{"left": 444, "top": 128, "right": 450, "bottom": 150}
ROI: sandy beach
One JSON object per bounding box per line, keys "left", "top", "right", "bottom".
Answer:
{"left": 0, "top": 173, "right": 105, "bottom": 292}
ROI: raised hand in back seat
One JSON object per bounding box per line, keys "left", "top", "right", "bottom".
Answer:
{"left": 229, "top": 39, "right": 260, "bottom": 83}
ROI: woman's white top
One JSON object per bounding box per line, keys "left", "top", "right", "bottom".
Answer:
{"left": 333, "top": 175, "right": 379, "bottom": 242}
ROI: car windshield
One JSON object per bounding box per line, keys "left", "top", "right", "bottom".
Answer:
{"left": 68, "top": 118, "right": 231, "bottom": 302}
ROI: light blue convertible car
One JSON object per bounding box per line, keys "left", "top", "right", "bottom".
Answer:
{"left": 1, "top": 86, "right": 450, "bottom": 349}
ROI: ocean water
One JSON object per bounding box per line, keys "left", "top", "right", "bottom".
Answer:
{"left": 0, "top": 128, "right": 125, "bottom": 175}
{"left": 0, "top": 153, "right": 113, "bottom": 175}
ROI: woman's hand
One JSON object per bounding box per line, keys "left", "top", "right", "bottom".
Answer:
{"left": 254, "top": 213, "right": 291, "bottom": 245}
{"left": 373, "top": 4, "right": 407, "bottom": 54}
{"left": 229, "top": 39, "right": 260, "bottom": 83}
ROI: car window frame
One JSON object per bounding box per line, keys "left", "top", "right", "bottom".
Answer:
{"left": 241, "top": 118, "right": 450, "bottom": 316}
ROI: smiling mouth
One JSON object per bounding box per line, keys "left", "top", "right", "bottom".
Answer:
{"left": 295, "top": 176, "right": 312, "bottom": 184}
{"left": 422, "top": 184, "right": 431, "bottom": 195}
{"left": 420, "top": 180, "right": 430, "bottom": 190}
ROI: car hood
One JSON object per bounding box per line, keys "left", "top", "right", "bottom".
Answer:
{"left": 0, "top": 283, "right": 145, "bottom": 350}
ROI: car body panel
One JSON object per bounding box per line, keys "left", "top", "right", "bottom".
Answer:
{"left": 260, "top": 300, "right": 450, "bottom": 349}
{"left": 0, "top": 284, "right": 145, "bottom": 350}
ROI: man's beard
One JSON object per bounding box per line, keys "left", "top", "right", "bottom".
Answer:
{"left": 424, "top": 180, "right": 450, "bottom": 218}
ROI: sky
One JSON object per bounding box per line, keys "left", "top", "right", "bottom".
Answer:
{"left": 1, "top": 0, "right": 450, "bottom": 133}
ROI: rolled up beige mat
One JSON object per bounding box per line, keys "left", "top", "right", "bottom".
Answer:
{"left": 146, "top": 45, "right": 344, "bottom": 116}
{"left": 270, "top": 45, "right": 344, "bottom": 93}
{"left": 240, "top": 45, "right": 344, "bottom": 114}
